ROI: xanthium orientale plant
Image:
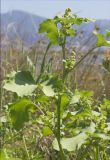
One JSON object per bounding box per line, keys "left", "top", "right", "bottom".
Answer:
{"left": 1, "top": 8, "right": 110, "bottom": 160}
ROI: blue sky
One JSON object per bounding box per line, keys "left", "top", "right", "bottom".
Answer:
{"left": 1, "top": 0, "right": 110, "bottom": 19}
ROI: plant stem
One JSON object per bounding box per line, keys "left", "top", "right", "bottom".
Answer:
{"left": 95, "top": 145, "right": 100, "bottom": 160}
{"left": 36, "top": 42, "right": 51, "bottom": 83}
{"left": 56, "top": 95, "right": 65, "bottom": 160}
{"left": 23, "top": 135, "right": 30, "bottom": 160}
{"left": 57, "top": 95, "right": 61, "bottom": 141}
{"left": 62, "top": 36, "right": 66, "bottom": 82}
{"left": 32, "top": 102, "right": 45, "bottom": 115}
{"left": 72, "top": 47, "right": 97, "bottom": 71}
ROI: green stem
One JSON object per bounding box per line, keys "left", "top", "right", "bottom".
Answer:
{"left": 56, "top": 95, "right": 65, "bottom": 160}
{"left": 72, "top": 47, "right": 97, "bottom": 71}
{"left": 32, "top": 102, "right": 45, "bottom": 115}
{"left": 95, "top": 145, "right": 100, "bottom": 160}
{"left": 36, "top": 42, "right": 51, "bottom": 83}
{"left": 62, "top": 37, "right": 66, "bottom": 82}
{"left": 23, "top": 135, "right": 30, "bottom": 160}
{"left": 57, "top": 95, "right": 61, "bottom": 141}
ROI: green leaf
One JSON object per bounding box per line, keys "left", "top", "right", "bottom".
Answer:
{"left": 42, "top": 126, "right": 53, "bottom": 136}
{"left": 93, "top": 31, "right": 110, "bottom": 47}
{"left": 41, "top": 81, "right": 55, "bottom": 97}
{"left": 107, "top": 123, "right": 110, "bottom": 131}
{"left": 72, "top": 15, "right": 94, "bottom": 26}
{"left": 60, "top": 93, "right": 70, "bottom": 115}
{"left": 61, "top": 94, "right": 69, "bottom": 108}
{"left": 92, "top": 111, "right": 100, "bottom": 116}
{"left": 79, "top": 90, "right": 93, "bottom": 98}
{"left": 61, "top": 94, "right": 70, "bottom": 109}
{"left": 39, "top": 19, "right": 59, "bottom": 45}
{"left": 92, "top": 133, "right": 110, "bottom": 140}
{"left": 36, "top": 95, "right": 49, "bottom": 104}
{"left": 106, "top": 30, "right": 110, "bottom": 37}
{"left": 9, "top": 98, "right": 36, "bottom": 130}
{"left": 67, "top": 28, "right": 76, "bottom": 36}
{"left": 53, "top": 132, "right": 87, "bottom": 152}
{"left": 0, "top": 116, "right": 7, "bottom": 123}
{"left": 41, "top": 74, "right": 63, "bottom": 97}
{"left": 101, "top": 99, "right": 110, "bottom": 109}
{"left": 53, "top": 122, "right": 95, "bottom": 151}
{"left": 3, "top": 71, "right": 37, "bottom": 97}
{"left": 70, "top": 94, "right": 80, "bottom": 104}
{"left": 82, "top": 122, "right": 96, "bottom": 133}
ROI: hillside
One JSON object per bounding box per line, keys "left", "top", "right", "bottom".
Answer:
{"left": 1, "top": 10, "right": 45, "bottom": 47}
{"left": 1, "top": 10, "right": 110, "bottom": 50}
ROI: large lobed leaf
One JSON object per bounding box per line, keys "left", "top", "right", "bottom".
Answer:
{"left": 9, "top": 98, "right": 36, "bottom": 130}
{"left": 3, "top": 71, "right": 37, "bottom": 97}
{"left": 41, "top": 74, "right": 63, "bottom": 97}
{"left": 39, "top": 19, "right": 59, "bottom": 45}
{"left": 41, "top": 81, "right": 55, "bottom": 97}
{"left": 53, "top": 132, "right": 88, "bottom": 152}
{"left": 53, "top": 122, "right": 95, "bottom": 151}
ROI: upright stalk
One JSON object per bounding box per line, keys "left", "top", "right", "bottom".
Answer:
{"left": 62, "top": 36, "right": 66, "bottom": 82}
{"left": 56, "top": 94, "right": 65, "bottom": 160}
{"left": 95, "top": 145, "right": 100, "bottom": 160}
{"left": 55, "top": 36, "right": 67, "bottom": 160}
{"left": 23, "top": 135, "right": 30, "bottom": 160}
{"left": 36, "top": 43, "right": 51, "bottom": 83}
